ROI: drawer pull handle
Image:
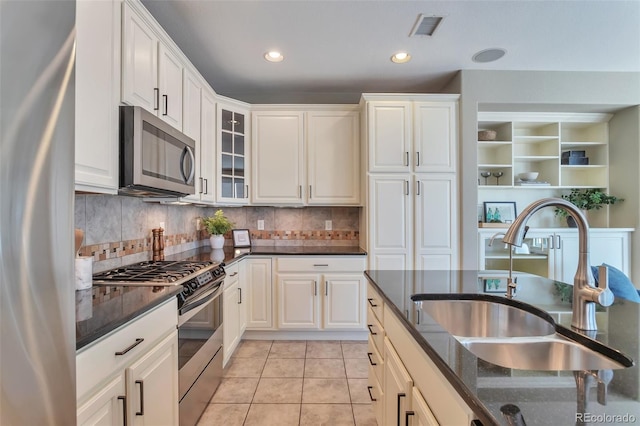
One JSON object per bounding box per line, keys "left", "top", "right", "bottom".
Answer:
{"left": 367, "top": 385, "right": 376, "bottom": 402}
{"left": 115, "top": 338, "right": 144, "bottom": 356}
{"left": 367, "top": 352, "right": 377, "bottom": 366}
{"left": 135, "top": 380, "right": 144, "bottom": 415}
{"left": 313, "top": 264, "right": 329, "bottom": 267}
{"left": 367, "top": 324, "right": 377, "bottom": 335}
{"left": 406, "top": 411, "right": 415, "bottom": 426}
{"left": 238, "top": 287, "right": 242, "bottom": 304}
{"left": 367, "top": 298, "right": 378, "bottom": 307}
{"left": 229, "top": 272, "right": 238, "bottom": 277}
{"left": 118, "top": 396, "right": 127, "bottom": 426}
{"left": 397, "top": 393, "right": 406, "bottom": 426}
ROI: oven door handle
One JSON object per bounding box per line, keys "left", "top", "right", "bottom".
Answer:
{"left": 179, "top": 283, "right": 222, "bottom": 317}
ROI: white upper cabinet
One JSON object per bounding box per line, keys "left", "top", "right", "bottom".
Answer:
{"left": 122, "top": 3, "right": 158, "bottom": 112}
{"left": 368, "top": 174, "right": 413, "bottom": 270}
{"left": 250, "top": 106, "right": 361, "bottom": 206}
{"left": 199, "top": 88, "right": 217, "bottom": 203}
{"left": 217, "top": 99, "right": 251, "bottom": 205}
{"left": 414, "top": 174, "right": 458, "bottom": 271}
{"left": 75, "top": 0, "right": 120, "bottom": 194}
{"left": 180, "top": 70, "right": 203, "bottom": 203}
{"left": 122, "top": 2, "right": 184, "bottom": 129}
{"left": 367, "top": 102, "right": 412, "bottom": 172}
{"left": 414, "top": 101, "right": 457, "bottom": 173}
{"left": 157, "top": 44, "right": 183, "bottom": 129}
{"left": 307, "top": 110, "right": 360, "bottom": 205}
{"left": 252, "top": 111, "right": 305, "bottom": 204}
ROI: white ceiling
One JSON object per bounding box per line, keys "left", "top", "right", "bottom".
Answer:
{"left": 141, "top": 0, "right": 640, "bottom": 104}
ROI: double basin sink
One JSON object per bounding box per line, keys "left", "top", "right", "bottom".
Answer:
{"left": 411, "top": 295, "right": 633, "bottom": 371}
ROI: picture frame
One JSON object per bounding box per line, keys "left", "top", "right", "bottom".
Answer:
{"left": 483, "top": 201, "right": 517, "bottom": 224}
{"left": 483, "top": 277, "right": 510, "bottom": 293}
{"left": 232, "top": 229, "right": 251, "bottom": 248}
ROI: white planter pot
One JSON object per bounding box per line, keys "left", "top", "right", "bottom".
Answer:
{"left": 209, "top": 234, "right": 225, "bottom": 249}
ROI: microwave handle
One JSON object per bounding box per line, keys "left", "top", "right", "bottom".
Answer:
{"left": 180, "top": 146, "right": 196, "bottom": 184}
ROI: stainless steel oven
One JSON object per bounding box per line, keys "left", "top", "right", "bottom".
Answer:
{"left": 92, "top": 260, "right": 226, "bottom": 426}
{"left": 177, "top": 280, "right": 224, "bottom": 426}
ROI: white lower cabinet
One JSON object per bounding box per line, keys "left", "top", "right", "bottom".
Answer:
{"left": 77, "top": 375, "right": 126, "bottom": 425}
{"left": 76, "top": 299, "right": 178, "bottom": 426}
{"left": 478, "top": 228, "right": 632, "bottom": 283}
{"left": 384, "top": 337, "right": 413, "bottom": 426}
{"left": 407, "top": 387, "right": 439, "bottom": 426}
{"left": 368, "top": 364, "right": 384, "bottom": 426}
{"left": 366, "top": 284, "right": 475, "bottom": 426}
{"left": 245, "top": 258, "right": 273, "bottom": 329}
{"left": 223, "top": 263, "right": 244, "bottom": 364}
{"left": 126, "top": 332, "right": 179, "bottom": 426}
{"left": 275, "top": 257, "right": 366, "bottom": 330}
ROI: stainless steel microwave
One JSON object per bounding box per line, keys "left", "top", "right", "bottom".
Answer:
{"left": 119, "top": 106, "right": 196, "bottom": 197}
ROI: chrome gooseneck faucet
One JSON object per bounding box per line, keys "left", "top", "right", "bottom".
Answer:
{"left": 503, "top": 198, "right": 614, "bottom": 331}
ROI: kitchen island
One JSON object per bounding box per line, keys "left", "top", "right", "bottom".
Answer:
{"left": 365, "top": 269, "right": 640, "bottom": 426}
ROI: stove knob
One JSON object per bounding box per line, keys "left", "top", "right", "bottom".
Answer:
{"left": 189, "top": 281, "right": 199, "bottom": 291}
{"left": 213, "top": 268, "right": 222, "bottom": 277}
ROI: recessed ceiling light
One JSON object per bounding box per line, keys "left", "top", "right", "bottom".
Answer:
{"left": 391, "top": 52, "right": 411, "bottom": 64}
{"left": 264, "top": 51, "right": 284, "bottom": 62}
{"left": 472, "top": 48, "right": 507, "bottom": 63}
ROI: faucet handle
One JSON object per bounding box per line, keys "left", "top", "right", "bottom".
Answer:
{"left": 595, "top": 265, "right": 615, "bottom": 307}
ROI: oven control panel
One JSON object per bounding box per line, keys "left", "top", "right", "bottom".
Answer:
{"left": 177, "top": 265, "right": 225, "bottom": 307}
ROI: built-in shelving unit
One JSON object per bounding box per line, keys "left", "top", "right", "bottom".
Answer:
{"left": 477, "top": 113, "right": 611, "bottom": 189}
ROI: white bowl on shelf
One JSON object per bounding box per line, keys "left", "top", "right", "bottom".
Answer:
{"left": 517, "top": 172, "right": 539, "bottom": 182}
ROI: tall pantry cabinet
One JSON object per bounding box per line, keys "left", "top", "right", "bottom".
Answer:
{"left": 362, "top": 94, "right": 460, "bottom": 273}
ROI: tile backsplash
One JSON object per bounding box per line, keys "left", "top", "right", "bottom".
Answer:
{"left": 75, "top": 194, "right": 360, "bottom": 272}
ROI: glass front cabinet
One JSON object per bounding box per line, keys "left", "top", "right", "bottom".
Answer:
{"left": 217, "top": 100, "right": 251, "bottom": 204}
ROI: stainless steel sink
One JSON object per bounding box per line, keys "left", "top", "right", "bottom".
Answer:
{"left": 418, "top": 299, "right": 555, "bottom": 338}
{"left": 412, "top": 295, "right": 634, "bottom": 371}
{"left": 458, "top": 335, "right": 628, "bottom": 371}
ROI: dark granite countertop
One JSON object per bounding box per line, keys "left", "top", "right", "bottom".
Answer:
{"left": 167, "top": 245, "right": 366, "bottom": 265}
{"left": 364, "top": 270, "right": 640, "bottom": 426}
{"left": 75, "top": 285, "right": 181, "bottom": 350}
{"left": 77, "top": 245, "right": 366, "bottom": 350}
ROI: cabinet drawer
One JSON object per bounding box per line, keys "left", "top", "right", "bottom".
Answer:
{"left": 224, "top": 262, "right": 240, "bottom": 289}
{"left": 368, "top": 334, "right": 384, "bottom": 386}
{"left": 276, "top": 256, "right": 365, "bottom": 273}
{"left": 367, "top": 306, "right": 384, "bottom": 355}
{"left": 368, "top": 363, "right": 384, "bottom": 425}
{"left": 366, "top": 282, "right": 383, "bottom": 322}
{"left": 76, "top": 298, "right": 177, "bottom": 400}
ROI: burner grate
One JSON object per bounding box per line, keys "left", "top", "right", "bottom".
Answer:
{"left": 93, "top": 260, "right": 215, "bottom": 284}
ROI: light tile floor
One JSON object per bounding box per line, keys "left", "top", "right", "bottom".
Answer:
{"left": 197, "top": 340, "right": 377, "bottom": 426}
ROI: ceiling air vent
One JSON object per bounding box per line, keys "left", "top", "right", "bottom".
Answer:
{"left": 410, "top": 14, "right": 444, "bottom": 37}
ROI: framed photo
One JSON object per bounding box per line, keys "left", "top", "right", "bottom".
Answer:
{"left": 483, "top": 201, "right": 517, "bottom": 224}
{"left": 232, "top": 229, "right": 251, "bottom": 248}
{"left": 483, "top": 277, "right": 509, "bottom": 293}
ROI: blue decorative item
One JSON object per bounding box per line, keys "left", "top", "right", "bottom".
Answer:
{"left": 591, "top": 264, "right": 640, "bottom": 303}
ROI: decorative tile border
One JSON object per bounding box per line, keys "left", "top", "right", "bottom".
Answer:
{"left": 80, "top": 230, "right": 360, "bottom": 262}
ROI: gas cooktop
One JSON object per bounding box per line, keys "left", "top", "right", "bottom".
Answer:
{"left": 92, "top": 260, "right": 220, "bottom": 286}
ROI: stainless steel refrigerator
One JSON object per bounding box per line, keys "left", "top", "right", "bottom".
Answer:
{"left": 1, "top": 1, "right": 77, "bottom": 423}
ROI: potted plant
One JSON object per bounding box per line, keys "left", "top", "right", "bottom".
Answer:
{"left": 554, "top": 188, "right": 623, "bottom": 227}
{"left": 202, "top": 209, "right": 234, "bottom": 248}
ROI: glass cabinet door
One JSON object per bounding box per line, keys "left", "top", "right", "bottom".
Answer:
{"left": 218, "top": 105, "right": 249, "bottom": 204}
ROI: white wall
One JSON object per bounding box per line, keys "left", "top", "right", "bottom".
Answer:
{"left": 458, "top": 70, "right": 640, "bottom": 270}
{"left": 609, "top": 106, "right": 640, "bottom": 284}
